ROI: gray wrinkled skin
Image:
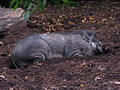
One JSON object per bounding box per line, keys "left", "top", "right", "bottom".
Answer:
{"left": 11, "top": 30, "right": 103, "bottom": 68}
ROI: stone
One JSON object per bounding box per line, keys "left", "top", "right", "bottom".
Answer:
{"left": 0, "top": 7, "right": 26, "bottom": 33}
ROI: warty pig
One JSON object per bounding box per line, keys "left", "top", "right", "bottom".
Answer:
{"left": 10, "top": 30, "right": 103, "bottom": 69}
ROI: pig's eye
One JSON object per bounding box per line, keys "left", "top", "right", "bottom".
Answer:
{"left": 83, "top": 36, "right": 90, "bottom": 42}
{"left": 85, "top": 36, "right": 90, "bottom": 40}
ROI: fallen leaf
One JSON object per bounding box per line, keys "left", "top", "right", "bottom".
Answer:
{"left": 98, "top": 66, "right": 105, "bottom": 71}
{"left": 80, "top": 61, "right": 86, "bottom": 67}
{"left": 0, "top": 75, "right": 5, "bottom": 78}
{"left": 0, "top": 41, "right": 3, "bottom": 46}
{"left": 37, "top": 63, "right": 43, "bottom": 66}
{"left": 80, "top": 84, "right": 85, "bottom": 87}
{"left": 89, "top": 16, "right": 96, "bottom": 23}
{"left": 95, "top": 76, "right": 101, "bottom": 81}
{"left": 82, "top": 17, "right": 87, "bottom": 23}
{"left": 68, "top": 21, "right": 74, "bottom": 25}
{"left": 102, "top": 18, "right": 107, "bottom": 22}
{"left": 114, "top": 82, "right": 120, "bottom": 85}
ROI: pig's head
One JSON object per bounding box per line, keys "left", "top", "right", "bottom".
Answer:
{"left": 81, "top": 30, "right": 103, "bottom": 55}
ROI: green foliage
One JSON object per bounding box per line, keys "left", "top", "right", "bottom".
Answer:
{"left": 52, "top": 0, "right": 62, "bottom": 6}
{"left": 63, "top": 0, "right": 69, "bottom": 4}
{"left": 10, "top": 0, "right": 80, "bottom": 20}
{"left": 10, "top": 0, "right": 38, "bottom": 20}
{"left": 23, "top": 11, "right": 31, "bottom": 21}
{"left": 38, "top": 0, "right": 47, "bottom": 12}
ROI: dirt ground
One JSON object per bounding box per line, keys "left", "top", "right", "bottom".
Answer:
{"left": 0, "top": 1, "right": 120, "bottom": 90}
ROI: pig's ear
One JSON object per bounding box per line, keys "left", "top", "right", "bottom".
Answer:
{"left": 88, "top": 35, "right": 95, "bottom": 43}
{"left": 83, "top": 31, "right": 88, "bottom": 37}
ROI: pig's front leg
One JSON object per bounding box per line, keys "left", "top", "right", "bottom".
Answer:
{"left": 71, "top": 51, "right": 84, "bottom": 58}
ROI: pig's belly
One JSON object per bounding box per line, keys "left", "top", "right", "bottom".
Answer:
{"left": 46, "top": 40, "right": 65, "bottom": 59}
{"left": 40, "top": 34, "right": 66, "bottom": 59}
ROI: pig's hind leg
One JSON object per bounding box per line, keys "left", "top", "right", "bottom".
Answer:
{"left": 30, "top": 49, "right": 47, "bottom": 63}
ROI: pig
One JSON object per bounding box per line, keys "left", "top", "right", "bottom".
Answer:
{"left": 10, "top": 30, "right": 103, "bottom": 69}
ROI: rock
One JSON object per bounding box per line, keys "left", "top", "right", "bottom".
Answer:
{"left": 0, "top": 7, "right": 26, "bottom": 33}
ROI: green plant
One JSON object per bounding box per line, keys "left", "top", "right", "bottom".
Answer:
{"left": 10, "top": 0, "right": 47, "bottom": 20}
{"left": 10, "top": 0, "right": 80, "bottom": 20}
{"left": 63, "top": 0, "right": 69, "bottom": 4}
{"left": 63, "top": 0, "right": 80, "bottom": 7}
{"left": 52, "top": 0, "right": 62, "bottom": 6}
{"left": 38, "top": 0, "right": 47, "bottom": 12}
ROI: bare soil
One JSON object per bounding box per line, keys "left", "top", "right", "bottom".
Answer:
{"left": 0, "top": 1, "right": 120, "bottom": 90}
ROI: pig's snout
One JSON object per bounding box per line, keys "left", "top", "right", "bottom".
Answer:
{"left": 94, "top": 44, "right": 110, "bottom": 55}
{"left": 102, "top": 45, "right": 110, "bottom": 54}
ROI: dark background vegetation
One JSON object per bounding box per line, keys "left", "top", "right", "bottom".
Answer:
{"left": 1, "top": 0, "right": 119, "bottom": 7}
